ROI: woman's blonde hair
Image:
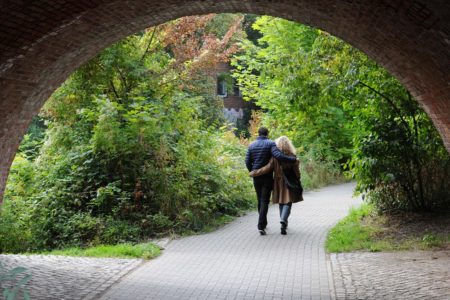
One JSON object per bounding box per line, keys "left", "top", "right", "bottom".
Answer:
{"left": 275, "top": 136, "right": 296, "bottom": 156}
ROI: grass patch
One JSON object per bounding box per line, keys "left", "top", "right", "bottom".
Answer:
{"left": 39, "top": 242, "right": 161, "bottom": 259}
{"left": 326, "top": 203, "right": 450, "bottom": 253}
{"left": 326, "top": 203, "right": 381, "bottom": 252}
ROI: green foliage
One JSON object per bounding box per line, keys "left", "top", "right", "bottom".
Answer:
{"left": 421, "top": 234, "right": 440, "bottom": 248}
{"left": 1, "top": 19, "right": 253, "bottom": 253}
{"left": 299, "top": 155, "right": 342, "bottom": 190}
{"left": 41, "top": 242, "right": 161, "bottom": 259}
{"left": 18, "top": 117, "right": 46, "bottom": 160}
{"left": 232, "top": 17, "right": 353, "bottom": 187}
{"left": 0, "top": 156, "right": 35, "bottom": 253}
{"left": 347, "top": 83, "right": 450, "bottom": 212}
{"left": 233, "top": 16, "right": 449, "bottom": 207}
{"left": 326, "top": 203, "right": 380, "bottom": 253}
{"left": 206, "top": 14, "right": 244, "bottom": 40}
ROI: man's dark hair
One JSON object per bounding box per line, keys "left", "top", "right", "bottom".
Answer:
{"left": 258, "top": 127, "right": 269, "bottom": 137}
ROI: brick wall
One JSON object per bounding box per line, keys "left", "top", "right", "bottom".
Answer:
{"left": 223, "top": 96, "right": 254, "bottom": 110}
{"left": 0, "top": 0, "right": 449, "bottom": 200}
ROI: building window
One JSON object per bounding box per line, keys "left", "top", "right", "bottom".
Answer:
{"left": 233, "top": 78, "right": 241, "bottom": 97}
{"left": 217, "top": 75, "right": 227, "bottom": 97}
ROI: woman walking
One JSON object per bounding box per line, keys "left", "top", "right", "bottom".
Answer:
{"left": 249, "top": 136, "right": 303, "bottom": 235}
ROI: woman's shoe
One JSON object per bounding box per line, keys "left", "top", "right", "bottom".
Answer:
{"left": 281, "top": 227, "right": 287, "bottom": 235}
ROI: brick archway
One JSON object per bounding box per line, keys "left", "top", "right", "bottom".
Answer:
{"left": 1, "top": 0, "right": 449, "bottom": 200}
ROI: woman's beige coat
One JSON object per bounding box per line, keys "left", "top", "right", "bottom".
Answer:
{"left": 250, "top": 158, "right": 302, "bottom": 204}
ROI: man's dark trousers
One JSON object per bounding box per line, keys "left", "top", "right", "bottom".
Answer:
{"left": 253, "top": 175, "right": 273, "bottom": 230}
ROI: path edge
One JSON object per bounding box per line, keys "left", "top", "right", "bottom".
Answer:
{"left": 326, "top": 253, "right": 337, "bottom": 300}
{"left": 84, "top": 258, "right": 146, "bottom": 300}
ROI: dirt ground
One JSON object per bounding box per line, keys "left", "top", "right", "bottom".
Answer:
{"left": 367, "top": 210, "right": 450, "bottom": 250}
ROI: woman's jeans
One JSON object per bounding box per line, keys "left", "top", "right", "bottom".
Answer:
{"left": 279, "top": 203, "right": 292, "bottom": 227}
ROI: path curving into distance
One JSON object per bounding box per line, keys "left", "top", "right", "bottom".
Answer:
{"left": 100, "top": 182, "right": 361, "bottom": 300}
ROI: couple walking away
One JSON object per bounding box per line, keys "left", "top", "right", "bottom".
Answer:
{"left": 245, "top": 127, "right": 303, "bottom": 235}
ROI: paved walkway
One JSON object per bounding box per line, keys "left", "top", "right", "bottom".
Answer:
{"left": 100, "top": 182, "right": 360, "bottom": 300}
{"left": 331, "top": 250, "right": 450, "bottom": 300}
{"left": 0, "top": 255, "right": 142, "bottom": 300}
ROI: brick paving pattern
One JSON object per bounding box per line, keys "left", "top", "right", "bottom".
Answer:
{"left": 330, "top": 251, "right": 450, "bottom": 300}
{"left": 100, "top": 182, "right": 360, "bottom": 300}
{"left": 0, "top": 255, "right": 142, "bottom": 300}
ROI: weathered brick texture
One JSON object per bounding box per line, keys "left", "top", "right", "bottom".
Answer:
{"left": 0, "top": 0, "right": 449, "bottom": 201}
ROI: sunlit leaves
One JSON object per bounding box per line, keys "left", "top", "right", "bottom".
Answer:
{"left": 232, "top": 15, "right": 449, "bottom": 211}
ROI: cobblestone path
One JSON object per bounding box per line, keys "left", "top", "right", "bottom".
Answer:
{"left": 100, "top": 183, "right": 360, "bottom": 300}
{"left": 0, "top": 255, "right": 142, "bottom": 300}
{"left": 331, "top": 250, "right": 450, "bottom": 300}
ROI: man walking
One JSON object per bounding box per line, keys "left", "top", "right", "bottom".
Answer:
{"left": 245, "top": 127, "right": 296, "bottom": 235}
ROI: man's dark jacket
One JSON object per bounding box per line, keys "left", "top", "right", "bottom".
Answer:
{"left": 245, "top": 136, "right": 296, "bottom": 178}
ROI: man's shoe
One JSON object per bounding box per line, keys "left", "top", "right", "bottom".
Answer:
{"left": 259, "top": 229, "right": 266, "bottom": 235}
{"left": 281, "top": 228, "right": 287, "bottom": 235}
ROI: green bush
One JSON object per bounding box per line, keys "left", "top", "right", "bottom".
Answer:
{"left": 1, "top": 24, "right": 254, "bottom": 253}
{"left": 100, "top": 218, "right": 141, "bottom": 245}
{"left": 349, "top": 89, "right": 450, "bottom": 212}
{"left": 233, "top": 15, "right": 449, "bottom": 209}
